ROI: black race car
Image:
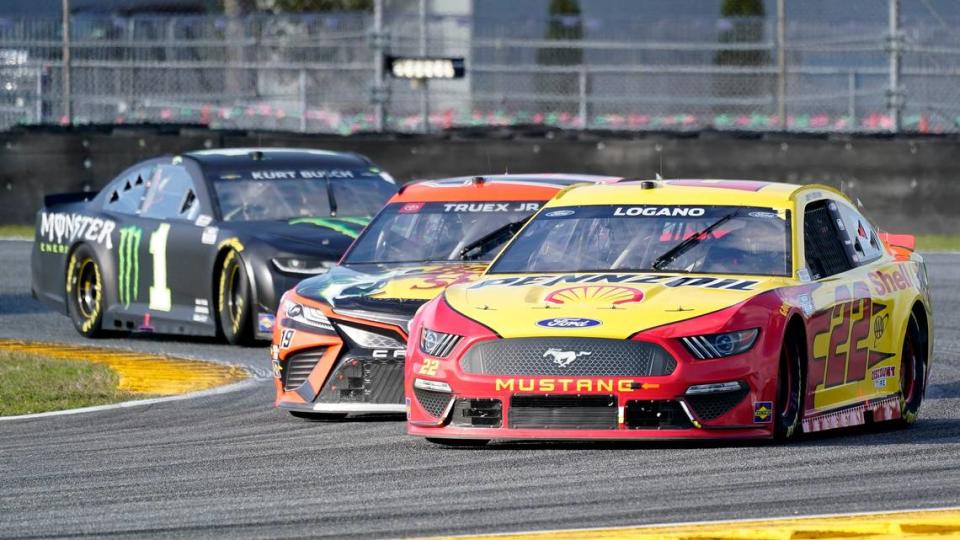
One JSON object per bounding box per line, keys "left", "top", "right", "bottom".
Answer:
{"left": 31, "top": 148, "right": 397, "bottom": 344}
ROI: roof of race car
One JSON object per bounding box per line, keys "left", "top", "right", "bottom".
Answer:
{"left": 392, "top": 174, "right": 622, "bottom": 203}
{"left": 549, "top": 179, "right": 842, "bottom": 208}
{"left": 182, "top": 147, "right": 372, "bottom": 168}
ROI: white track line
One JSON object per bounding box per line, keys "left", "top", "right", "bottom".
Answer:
{"left": 0, "top": 376, "right": 264, "bottom": 422}
{"left": 431, "top": 505, "right": 960, "bottom": 539}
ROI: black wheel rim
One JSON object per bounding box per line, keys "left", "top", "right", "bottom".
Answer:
{"left": 75, "top": 259, "right": 99, "bottom": 319}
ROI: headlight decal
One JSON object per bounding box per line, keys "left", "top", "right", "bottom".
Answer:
{"left": 283, "top": 300, "right": 334, "bottom": 331}
{"left": 420, "top": 328, "right": 462, "bottom": 358}
{"left": 681, "top": 329, "right": 759, "bottom": 359}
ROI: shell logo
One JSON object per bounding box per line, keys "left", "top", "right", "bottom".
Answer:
{"left": 543, "top": 285, "right": 644, "bottom": 306}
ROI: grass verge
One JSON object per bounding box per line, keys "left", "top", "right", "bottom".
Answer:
{"left": 0, "top": 350, "right": 139, "bottom": 416}
{"left": 0, "top": 225, "right": 32, "bottom": 238}
{"left": 915, "top": 234, "right": 960, "bottom": 252}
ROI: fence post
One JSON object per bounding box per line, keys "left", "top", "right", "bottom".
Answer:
{"left": 776, "top": 0, "right": 786, "bottom": 125}
{"left": 373, "top": 0, "right": 385, "bottom": 132}
{"left": 419, "top": 0, "right": 429, "bottom": 133}
{"left": 848, "top": 71, "right": 857, "bottom": 123}
{"left": 35, "top": 65, "right": 44, "bottom": 123}
{"left": 887, "top": 0, "right": 902, "bottom": 133}
{"left": 61, "top": 0, "right": 71, "bottom": 124}
{"left": 578, "top": 66, "right": 588, "bottom": 129}
{"left": 299, "top": 68, "right": 307, "bottom": 132}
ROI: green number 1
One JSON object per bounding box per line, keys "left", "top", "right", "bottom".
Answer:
{"left": 148, "top": 223, "right": 172, "bottom": 311}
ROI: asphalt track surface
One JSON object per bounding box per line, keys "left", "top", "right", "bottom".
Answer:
{"left": 1, "top": 239, "right": 959, "bottom": 539}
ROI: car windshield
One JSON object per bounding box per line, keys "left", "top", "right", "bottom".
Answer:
{"left": 344, "top": 201, "right": 544, "bottom": 264}
{"left": 490, "top": 205, "right": 792, "bottom": 276}
{"left": 212, "top": 170, "right": 396, "bottom": 222}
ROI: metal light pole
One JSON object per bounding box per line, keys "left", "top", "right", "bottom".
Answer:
{"left": 61, "top": 0, "right": 71, "bottom": 124}
{"left": 888, "top": 0, "right": 902, "bottom": 133}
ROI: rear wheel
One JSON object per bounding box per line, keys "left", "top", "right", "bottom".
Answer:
{"left": 897, "top": 313, "right": 926, "bottom": 426}
{"left": 289, "top": 411, "right": 348, "bottom": 421}
{"left": 426, "top": 437, "right": 490, "bottom": 447}
{"left": 774, "top": 331, "right": 804, "bottom": 440}
{"left": 217, "top": 249, "right": 253, "bottom": 345}
{"left": 66, "top": 245, "right": 105, "bottom": 338}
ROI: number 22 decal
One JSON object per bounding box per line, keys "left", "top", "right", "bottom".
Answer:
{"left": 810, "top": 282, "right": 894, "bottom": 389}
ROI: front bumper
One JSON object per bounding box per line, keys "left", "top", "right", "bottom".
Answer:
{"left": 405, "top": 336, "right": 779, "bottom": 440}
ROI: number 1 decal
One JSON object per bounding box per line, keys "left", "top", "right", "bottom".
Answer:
{"left": 148, "top": 223, "right": 172, "bottom": 311}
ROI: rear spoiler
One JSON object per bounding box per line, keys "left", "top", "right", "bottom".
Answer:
{"left": 879, "top": 232, "right": 915, "bottom": 251}
{"left": 44, "top": 191, "right": 97, "bottom": 208}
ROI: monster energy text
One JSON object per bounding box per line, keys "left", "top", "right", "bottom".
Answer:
{"left": 118, "top": 226, "right": 142, "bottom": 307}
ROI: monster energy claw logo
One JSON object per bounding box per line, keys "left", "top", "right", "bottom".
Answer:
{"left": 118, "top": 226, "right": 142, "bottom": 307}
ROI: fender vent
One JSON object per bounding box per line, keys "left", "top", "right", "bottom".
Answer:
{"left": 685, "top": 386, "right": 749, "bottom": 420}
{"left": 414, "top": 387, "right": 452, "bottom": 418}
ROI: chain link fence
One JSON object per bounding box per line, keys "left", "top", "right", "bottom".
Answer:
{"left": 1, "top": 0, "right": 959, "bottom": 134}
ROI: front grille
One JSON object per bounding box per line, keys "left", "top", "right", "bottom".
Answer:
{"left": 314, "top": 357, "right": 405, "bottom": 404}
{"left": 414, "top": 387, "right": 453, "bottom": 418}
{"left": 451, "top": 399, "right": 502, "bottom": 428}
{"left": 624, "top": 400, "right": 693, "bottom": 429}
{"left": 461, "top": 338, "right": 676, "bottom": 377}
{"left": 508, "top": 394, "right": 617, "bottom": 429}
{"left": 685, "top": 386, "right": 749, "bottom": 420}
{"left": 283, "top": 348, "right": 326, "bottom": 390}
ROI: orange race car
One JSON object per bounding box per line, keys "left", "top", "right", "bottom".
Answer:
{"left": 272, "top": 174, "right": 620, "bottom": 419}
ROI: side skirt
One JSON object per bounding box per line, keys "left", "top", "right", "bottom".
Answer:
{"left": 802, "top": 394, "right": 902, "bottom": 434}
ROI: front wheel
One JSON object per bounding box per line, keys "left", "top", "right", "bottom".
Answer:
{"left": 66, "top": 244, "right": 106, "bottom": 338}
{"left": 217, "top": 249, "right": 253, "bottom": 345}
{"left": 774, "top": 332, "right": 804, "bottom": 440}
{"left": 897, "top": 313, "right": 926, "bottom": 426}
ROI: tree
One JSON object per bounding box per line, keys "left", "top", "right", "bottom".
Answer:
{"left": 534, "top": 0, "right": 583, "bottom": 118}
{"left": 713, "top": 0, "right": 770, "bottom": 116}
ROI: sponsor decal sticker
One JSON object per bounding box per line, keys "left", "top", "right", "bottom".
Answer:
{"left": 872, "top": 366, "right": 895, "bottom": 389}
{"left": 258, "top": 313, "right": 276, "bottom": 332}
{"left": 494, "top": 378, "right": 657, "bottom": 393}
{"left": 753, "top": 401, "right": 773, "bottom": 423}
{"left": 201, "top": 226, "right": 218, "bottom": 245}
{"left": 542, "top": 348, "right": 591, "bottom": 368}
{"left": 118, "top": 226, "right": 143, "bottom": 308}
{"left": 40, "top": 212, "right": 116, "bottom": 249}
{"left": 272, "top": 358, "right": 282, "bottom": 379}
{"left": 472, "top": 273, "right": 758, "bottom": 291}
{"left": 798, "top": 293, "right": 815, "bottom": 316}
{"left": 749, "top": 211, "right": 778, "bottom": 219}
{"left": 442, "top": 202, "right": 540, "bottom": 213}
{"left": 399, "top": 202, "right": 425, "bottom": 214}
{"left": 537, "top": 317, "right": 602, "bottom": 329}
{"left": 545, "top": 209, "right": 575, "bottom": 217}
{"left": 195, "top": 214, "right": 213, "bottom": 227}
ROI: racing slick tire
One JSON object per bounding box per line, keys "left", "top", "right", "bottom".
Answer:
{"left": 288, "top": 411, "right": 348, "bottom": 421}
{"left": 774, "top": 328, "right": 805, "bottom": 440}
{"left": 218, "top": 249, "right": 254, "bottom": 345}
{"left": 426, "top": 438, "right": 490, "bottom": 447}
{"left": 896, "top": 312, "right": 926, "bottom": 426}
{"left": 66, "top": 244, "right": 106, "bottom": 338}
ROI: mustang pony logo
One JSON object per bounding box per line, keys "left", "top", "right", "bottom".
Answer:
{"left": 543, "top": 348, "right": 592, "bottom": 368}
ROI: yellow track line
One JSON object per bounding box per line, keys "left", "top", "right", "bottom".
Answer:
{"left": 433, "top": 508, "right": 960, "bottom": 539}
{"left": 0, "top": 339, "right": 247, "bottom": 395}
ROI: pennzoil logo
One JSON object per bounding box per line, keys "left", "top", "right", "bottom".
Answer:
{"left": 753, "top": 401, "right": 773, "bottom": 423}
{"left": 544, "top": 285, "right": 643, "bottom": 306}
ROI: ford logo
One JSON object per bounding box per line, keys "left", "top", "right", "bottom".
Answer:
{"left": 545, "top": 209, "right": 575, "bottom": 217}
{"left": 536, "top": 317, "right": 602, "bottom": 328}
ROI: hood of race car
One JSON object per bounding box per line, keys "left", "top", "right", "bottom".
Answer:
{"left": 224, "top": 217, "right": 369, "bottom": 255}
{"left": 296, "top": 262, "right": 488, "bottom": 307}
{"left": 444, "top": 272, "right": 791, "bottom": 339}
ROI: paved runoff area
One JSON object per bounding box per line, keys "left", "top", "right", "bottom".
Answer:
{"left": 2, "top": 239, "right": 960, "bottom": 538}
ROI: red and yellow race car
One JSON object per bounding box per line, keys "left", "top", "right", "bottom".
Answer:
{"left": 405, "top": 179, "right": 933, "bottom": 444}
{"left": 272, "top": 174, "right": 619, "bottom": 418}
